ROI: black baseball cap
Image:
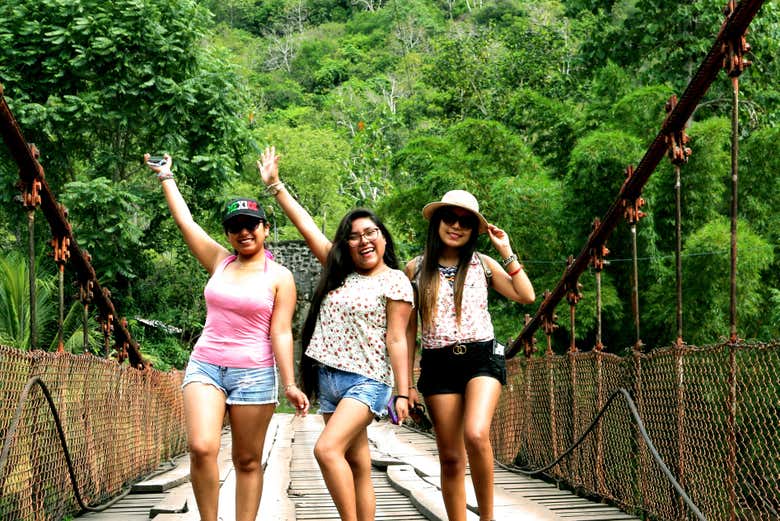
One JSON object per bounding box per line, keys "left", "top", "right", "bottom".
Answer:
{"left": 222, "top": 197, "right": 266, "bottom": 224}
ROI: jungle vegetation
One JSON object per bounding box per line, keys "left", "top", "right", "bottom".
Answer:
{"left": 1, "top": 0, "right": 779, "bottom": 368}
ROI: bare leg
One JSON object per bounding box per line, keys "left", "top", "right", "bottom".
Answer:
{"left": 183, "top": 383, "right": 227, "bottom": 521}
{"left": 426, "top": 393, "right": 468, "bottom": 521}
{"left": 229, "top": 403, "right": 275, "bottom": 521}
{"left": 345, "top": 429, "right": 374, "bottom": 521}
{"left": 463, "top": 376, "right": 502, "bottom": 521}
{"left": 314, "top": 399, "right": 375, "bottom": 521}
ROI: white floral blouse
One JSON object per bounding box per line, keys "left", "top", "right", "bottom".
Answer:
{"left": 306, "top": 268, "right": 414, "bottom": 386}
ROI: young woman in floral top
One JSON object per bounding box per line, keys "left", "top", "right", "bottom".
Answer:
{"left": 405, "top": 190, "right": 535, "bottom": 521}
{"left": 258, "top": 146, "right": 412, "bottom": 521}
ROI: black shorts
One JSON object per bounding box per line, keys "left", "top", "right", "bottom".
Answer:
{"left": 417, "top": 339, "right": 506, "bottom": 396}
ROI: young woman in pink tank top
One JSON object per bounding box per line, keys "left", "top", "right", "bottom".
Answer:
{"left": 405, "top": 190, "right": 535, "bottom": 521}
{"left": 145, "top": 153, "right": 308, "bottom": 521}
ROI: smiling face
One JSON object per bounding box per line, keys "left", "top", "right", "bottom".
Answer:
{"left": 437, "top": 206, "right": 477, "bottom": 250}
{"left": 225, "top": 216, "right": 270, "bottom": 258}
{"left": 347, "top": 217, "right": 386, "bottom": 274}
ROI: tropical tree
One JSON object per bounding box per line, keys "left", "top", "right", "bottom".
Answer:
{"left": 0, "top": 251, "right": 99, "bottom": 353}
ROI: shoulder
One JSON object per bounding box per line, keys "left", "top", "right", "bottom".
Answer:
{"left": 383, "top": 268, "right": 414, "bottom": 300}
{"left": 268, "top": 259, "right": 295, "bottom": 286}
{"left": 472, "top": 252, "right": 495, "bottom": 280}
{"left": 404, "top": 256, "right": 422, "bottom": 278}
{"left": 385, "top": 268, "right": 413, "bottom": 285}
{"left": 212, "top": 254, "right": 235, "bottom": 273}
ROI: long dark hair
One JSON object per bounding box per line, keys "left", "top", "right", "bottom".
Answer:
{"left": 418, "top": 207, "right": 479, "bottom": 329}
{"left": 299, "top": 208, "right": 399, "bottom": 398}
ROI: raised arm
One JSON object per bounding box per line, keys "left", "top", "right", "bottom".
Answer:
{"left": 257, "top": 146, "right": 332, "bottom": 265}
{"left": 145, "top": 153, "right": 229, "bottom": 274}
{"left": 485, "top": 223, "right": 535, "bottom": 304}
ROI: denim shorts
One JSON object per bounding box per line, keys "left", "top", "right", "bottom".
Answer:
{"left": 317, "top": 365, "right": 392, "bottom": 417}
{"left": 417, "top": 339, "right": 506, "bottom": 396}
{"left": 182, "top": 357, "right": 278, "bottom": 405}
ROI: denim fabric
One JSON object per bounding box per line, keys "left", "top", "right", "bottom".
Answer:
{"left": 182, "top": 357, "right": 278, "bottom": 405}
{"left": 317, "top": 365, "right": 392, "bottom": 416}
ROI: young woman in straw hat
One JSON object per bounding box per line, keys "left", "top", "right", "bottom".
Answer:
{"left": 405, "top": 190, "right": 535, "bottom": 521}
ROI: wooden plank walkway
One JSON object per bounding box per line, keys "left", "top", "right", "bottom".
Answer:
{"left": 80, "top": 413, "right": 638, "bottom": 520}
{"left": 288, "top": 418, "right": 427, "bottom": 520}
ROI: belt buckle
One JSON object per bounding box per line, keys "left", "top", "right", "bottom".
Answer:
{"left": 452, "top": 344, "right": 467, "bottom": 355}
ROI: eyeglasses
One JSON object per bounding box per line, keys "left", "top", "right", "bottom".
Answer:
{"left": 225, "top": 218, "right": 264, "bottom": 234}
{"left": 347, "top": 227, "right": 381, "bottom": 245}
{"left": 440, "top": 209, "right": 477, "bottom": 229}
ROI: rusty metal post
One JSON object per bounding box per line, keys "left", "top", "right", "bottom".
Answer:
{"left": 674, "top": 162, "right": 684, "bottom": 344}
{"left": 664, "top": 93, "right": 693, "bottom": 520}
{"left": 565, "top": 257, "right": 582, "bottom": 354}
{"left": 1, "top": 84, "right": 148, "bottom": 367}
{"left": 101, "top": 313, "right": 113, "bottom": 359}
{"left": 623, "top": 166, "right": 646, "bottom": 350}
{"left": 722, "top": 4, "right": 750, "bottom": 516}
{"left": 634, "top": 350, "right": 648, "bottom": 512}
{"left": 21, "top": 173, "right": 42, "bottom": 350}
{"left": 722, "top": 0, "right": 752, "bottom": 345}
{"left": 665, "top": 95, "right": 692, "bottom": 346}
{"left": 542, "top": 297, "right": 559, "bottom": 477}
{"left": 729, "top": 75, "right": 739, "bottom": 344}
{"left": 28, "top": 209, "right": 37, "bottom": 349}
{"left": 675, "top": 345, "right": 687, "bottom": 520}
{"left": 80, "top": 279, "right": 93, "bottom": 352}
{"left": 595, "top": 350, "right": 606, "bottom": 497}
{"left": 51, "top": 231, "right": 70, "bottom": 353}
{"left": 589, "top": 220, "right": 609, "bottom": 352}
{"left": 588, "top": 229, "right": 609, "bottom": 496}
{"left": 522, "top": 314, "right": 533, "bottom": 467}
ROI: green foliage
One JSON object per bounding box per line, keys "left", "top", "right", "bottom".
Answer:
{"left": 250, "top": 123, "right": 351, "bottom": 239}
{"left": 499, "top": 88, "right": 580, "bottom": 175}
{"left": 680, "top": 219, "right": 773, "bottom": 344}
{"left": 60, "top": 177, "right": 147, "bottom": 285}
{"left": 0, "top": 0, "right": 250, "bottom": 202}
{"left": 2, "top": 0, "right": 780, "bottom": 367}
{"left": 645, "top": 117, "right": 731, "bottom": 254}
{"left": 0, "top": 250, "right": 100, "bottom": 353}
{"left": 564, "top": 129, "right": 644, "bottom": 241}
{"left": 609, "top": 85, "right": 675, "bottom": 142}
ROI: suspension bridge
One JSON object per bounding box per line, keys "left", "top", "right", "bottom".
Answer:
{"left": 1, "top": 1, "right": 778, "bottom": 520}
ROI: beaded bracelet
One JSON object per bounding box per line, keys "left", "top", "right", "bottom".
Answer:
{"left": 266, "top": 181, "right": 285, "bottom": 196}
{"left": 157, "top": 172, "right": 174, "bottom": 181}
{"left": 501, "top": 253, "right": 517, "bottom": 268}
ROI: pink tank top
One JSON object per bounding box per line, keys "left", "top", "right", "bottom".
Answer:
{"left": 191, "top": 255, "right": 277, "bottom": 368}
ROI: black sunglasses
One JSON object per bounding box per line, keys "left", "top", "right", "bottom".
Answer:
{"left": 225, "top": 218, "right": 264, "bottom": 234}
{"left": 439, "top": 209, "right": 477, "bottom": 229}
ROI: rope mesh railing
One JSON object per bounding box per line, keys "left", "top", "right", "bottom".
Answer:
{"left": 0, "top": 0, "right": 776, "bottom": 520}
{"left": 0, "top": 345, "right": 186, "bottom": 520}
{"left": 490, "top": 341, "right": 780, "bottom": 520}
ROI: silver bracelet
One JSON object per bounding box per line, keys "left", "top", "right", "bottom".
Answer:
{"left": 501, "top": 253, "right": 517, "bottom": 268}
{"left": 266, "top": 181, "right": 284, "bottom": 196}
{"left": 157, "top": 172, "right": 174, "bottom": 181}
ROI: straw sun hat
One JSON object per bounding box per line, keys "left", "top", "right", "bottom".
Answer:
{"left": 422, "top": 190, "right": 488, "bottom": 234}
